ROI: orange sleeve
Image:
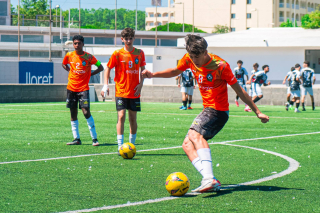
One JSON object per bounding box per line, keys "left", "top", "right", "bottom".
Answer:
{"left": 62, "top": 52, "right": 69, "bottom": 65}
{"left": 107, "top": 51, "right": 118, "bottom": 69}
{"left": 90, "top": 54, "right": 98, "bottom": 65}
{"left": 140, "top": 50, "right": 146, "bottom": 67}
{"left": 176, "top": 54, "right": 190, "bottom": 71}
{"left": 221, "top": 62, "right": 238, "bottom": 85}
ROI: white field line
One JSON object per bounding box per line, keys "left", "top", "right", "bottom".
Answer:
{"left": 60, "top": 143, "right": 300, "bottom": 213}
{"left": 1, "top": 131, "right": 319, "bottom": 165}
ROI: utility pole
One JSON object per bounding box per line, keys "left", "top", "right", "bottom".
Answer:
{"left": 49, "top": 0, "right": 52, "bottom": 61}
{"left": 135, "top": 0, "right": 138, "bottom": 31}
{"left": 155, "top": 4, "right": 157, "bottom": 47}
{"left": 18, "top": 0, "right": 20, "bottom": 61}
{"left": 79, "top": 0, "right": 81, "bottom": 34}
{"left": 115, "top": 0, "right": 117, "bottom": 46}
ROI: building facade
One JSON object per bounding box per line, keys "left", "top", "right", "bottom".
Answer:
{"left": 145, "top": 0, "right": 320, "bottom": 32}
{"left": 0, "top": 0, "right": 11, "bottom": 25}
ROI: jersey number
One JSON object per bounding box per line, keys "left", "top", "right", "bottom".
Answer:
{"left": 128, "top": 61, "right": 133, "bottom": 68}
{"left": 198, "top": 74, "right": 203, "bottom": 84}
{"left": 76, "top": 62, "right": 80, "bottom": 69}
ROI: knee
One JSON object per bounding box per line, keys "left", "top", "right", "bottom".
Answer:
{"left": 259, "top": 95, "right": 263, "bottom": 99}
{"left": 182, "top": 137, "right": 193, "bottom": 151}
{"left": 82, "top": 108, "right": 91, "bottom": 118}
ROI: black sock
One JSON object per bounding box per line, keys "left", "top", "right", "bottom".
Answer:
{"left": 183, "top": 101, "right": 187, "bottom": 107}
{"left": 188, "top": 100, "right": 192, "bottom": 106}
{"left": 296, "top": 103, "right": 300, "bottom": 109}
{"left": 287, "top": 97, "right": 290, "bottom": 102}
{"left": 253, "top": 97, "right": 261, "bottom": 103}
{"left": 312, "top": 102, "right": 315, "bottom": 109}
{"left": 302, "top": 103, "right": 305, "bottom": 109}
{"left": 289, "top": 101, "right": 294, "bottom": 105}
{"left": 236, "top": 95, "right": 239, "bottom": 100}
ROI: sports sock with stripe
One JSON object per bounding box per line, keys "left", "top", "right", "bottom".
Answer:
{"left": 192, "top": 157, "right": 205, "bottom": 178}
{"left": 71, "top": 120, "right": 80, "bottom": 139}
{"left": 129, "top": 133, "right": 137, "bottom": 145}
{"left": 86, "top": 116, "right": 97, "bottom": 139}
{"left": 117, "top": 135, "right": 124, "bottom": 150}
{"left": 197, "top": 148, "right": 214, "bottom": 179}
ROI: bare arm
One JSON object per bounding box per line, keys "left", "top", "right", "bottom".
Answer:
{"left": 100, "top": 66, "right": 112, "bottom": 98}
{"left": 142, "top": 67, "right": 184, "bottom": 78}
{"left": 231, "top": 82, "right": 269, "bottom": 123}
{"left": 247, "top": 74, "right": 255, "bottom": 84}
{"left": 134, "top": 66, "right": 146, "bottom": 97}
{"left": 91, "top": 64, "right": 104, "bottom": 76}
{"left": 282, "top": 75, "right": 288, "bottom": 84}
{"left": 62, "top": 64, "right": 70, "bottom": 72}
{"left": 313, "top": 76, "right": 316, "bottom": 85}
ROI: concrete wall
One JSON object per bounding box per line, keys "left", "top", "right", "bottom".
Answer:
{"left": 1, "top": 84, "right": 320, "bottom": 106}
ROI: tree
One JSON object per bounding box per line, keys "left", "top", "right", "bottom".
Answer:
{"left": 301, "top": 11, "right": 320, "bottom": 29}
{"left": 212, "top": 25, "right": 229, "bottom": 34}
{"left": 280, "top": 19, "right": 298, "bottom": 27}
{"left": 149, "top": 23, "right": 206, "bottom": 33}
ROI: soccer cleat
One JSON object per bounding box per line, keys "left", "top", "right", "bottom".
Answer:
{"left": 285, "top": 103, "right": 289, "bottom": 111}
{"left": 235, "top": 100, "right": 239, "bottom": 107}
{"left": 187, "top": 107, "right": 193, "bottom": 110}
{"left": 117, "top": 151, "right": 121, "bottom": 156}
{"left": 92, "top": 139, "right": 99, "bottom": 146}
{"left": 313, "top": 106, "right": 315, "bottom": 111}
{"left": 179, "top": 106, "right": 184, "bottom": 109}
{"left": 191, "top": 177, "right": 221, "bottom": 193}
{"left": 67, "top": 138, "right": 81, "bottom": 145}
{"left": 295, "top": 108, "right": 301, "bottom": 113}
{"left": 180, "top": 106, "right": 187, "bottom": 110}
{"left": 244, "top": 106, "right": 252, "bottom": 112}
{"left": 302, "top": 108, "right": 306, "bottom": 111}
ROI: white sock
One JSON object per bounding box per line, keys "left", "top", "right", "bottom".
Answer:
{"left": 129, "top": 133, "right": 137, "bottom": 145}
{"left": 86, "top": 116, "right": 97, "bottom": 139}
{"left": 117, "top": 135, "right": 124, "bottom": 150}
{"left": 192, "top": 157, "right": 205, "bottom": 178}
{"left": 71, "top": 120, "right": 80, "bottom": 139}
{"left": 197, "top": 148, "right": 214, "bottom": 179}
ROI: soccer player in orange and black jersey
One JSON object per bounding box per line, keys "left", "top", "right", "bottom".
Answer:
{"left": 142, "top": 34, "right": 269, "bottom": 193}
{"left": 62, "top": 35, "right": 104, "bottom": 146}
{"left": 101, "top": 28, "right": 146, "bottom": 153}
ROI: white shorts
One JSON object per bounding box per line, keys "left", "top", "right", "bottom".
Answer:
{"left": 301, "top": 86, "right": 313, "bottom": 96}
{"left": 291, "top": 90, "right": 300, "bottom": 98}
{"left": 251, "top": 83, "right": 263, "bottom": 97}
{"left": 287, "top": 87, "right": 291, "bottom": 95}
{"left": 181, "top": 86, "right": 194, "bottom": 96}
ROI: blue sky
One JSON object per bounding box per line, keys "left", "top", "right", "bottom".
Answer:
{"left": 10, "top": 0, "right": 174, "bottom": 11}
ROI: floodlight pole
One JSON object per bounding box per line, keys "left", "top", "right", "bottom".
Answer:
{"left": 115, "top": 0, "right": 117, "bottom": 46}
{"left": 155, "top": 4, "right": 157, "bottom": 47}
{"left": 135, "top": 0, "right": 138, "bottom": 31}
{"left": 79, "top": 0, "right": 81, "bottom": 34}
{"left": 49, "top": 0, "right": 52, "bottom": 61}
{"left": 18, "top": 0, "right": 20, "bottom": 61}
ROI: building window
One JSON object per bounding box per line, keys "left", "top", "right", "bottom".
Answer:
{"left": 23, "top": 35, "right": 44, "bottom": 43}
{"left": 279, "top": 11, "right": 284, "bottom": 22}
{"left": 53, "top": 36, "right": 69, "bottom": 44}
{"left": 231, "top": 14, "right": 236, "bottom": 19}
{"left": 1, "top": 35, "right": 21, "bottom": 42}
{"left": 160, "top": 39, "right": 177, "bottom": 46}
{"left": 279, "top": 0, "right": 284, "bottom": 7}
{"left": 247, "top": 0, "right": 251, "bottom": 4}
{"left": 84, "top": 37, "right": 93, "bottom": 44}
{"left": 247, "top": 28, "right": 250, "bottom": 30}
{"left": 142, "top": 39, "right": 159, "bottom": 46}
{"left": 231, "top": 0, "right": 236, "bottom": 4}
{"left": 247, "top": 13, "right": 252, "bottom": 19}
{"left": 0, "top": 1, "right": 8, "bottom": 16}
{"left": 287, "top": 0, "right": 290, "bottom": 8}
{"left": 150, "top": 13, "right": 154, "bottom": 17}
{"left": 163, "top": 13, "right": 168, "bottom": 17}
{"left": 157, "top": 13, "right": 161, "bottom": 17}
{"left": 95, "top": 37, "right": 114, "bottom": 45}
{"left": 149, "top": 22, "right": 154, "bottom": 26}
{"left": 0, "top": 50, "right": 61, "bottom": 58}
{"left": 231, "top": 28, "right": 236, "bottom": 32}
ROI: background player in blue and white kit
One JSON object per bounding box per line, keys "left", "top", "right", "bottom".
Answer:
{"left": 283, "top": 67, "right": 295, "bottom": 110}
{"left": 300, "top": 61, "right": 316, "bottom": 111}
{"left": 287, "top": 64, "right": 302, "bottom": 113}
{"left": 177, "top": 68, "right": 197, "bottom": 110}
{"left": 245, "top": 63, "right": 259, "bottom": 112}
{"left": 248, "top": 65, "right": 271, "bottom": 105}
{"left": 234, "top": 60, "right": 248, "bottom": 107}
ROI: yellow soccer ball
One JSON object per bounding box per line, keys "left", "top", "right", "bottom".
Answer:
{"left": 119, "top": 143, "right": 136, "bottom": 159}
{"left": 165, "top": 172, "right": 190, "bottom": 196}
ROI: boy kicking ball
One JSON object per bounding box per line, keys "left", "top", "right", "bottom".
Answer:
{"left": 142, "top": 34, "right": 269, "bottom": 193}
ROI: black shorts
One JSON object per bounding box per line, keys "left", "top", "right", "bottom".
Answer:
{"left": 189, "top": 107, "right": 229, "bottom": 140}
{"left": 66, "top": 89, "right": 90, "bottom": 109}
{"left": 116, "top": 97, "right": 141, "bottom": 111}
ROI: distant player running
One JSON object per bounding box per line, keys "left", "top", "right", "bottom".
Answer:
{"left": 142, "top": 34, "right": 269, "bottom": 193}
{"left": 101, "top": 28, "right": 146, "bottom": 152}
{"left": 287, "top": 64, "right": 302, "bottom": 113}
{"left": 283, "top": 67, "right": 295, "bottom": 111}
{"left": 245, "top": 63, "right": 259, "bottom": 112}
{"left": 62, "top": 35, "right": 104, "bottom": 146}
{"left": 247, "top": 65, "right": 271, "bottom": 104}
{"left": 300, "top": 61, "right": 316, "bottom": 111}
{"left": 234, "top": 60, "right": 248, "bottom": 107}
{"left": 178, "top": 68, "right": 197, "bottom": 110}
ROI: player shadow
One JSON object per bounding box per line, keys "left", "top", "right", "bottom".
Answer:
{"left": 202, "top": 185, "right": 304, "bottom": 198}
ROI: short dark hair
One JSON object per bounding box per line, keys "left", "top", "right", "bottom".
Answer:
{"left": 237, "top": 60, "right": 243, "bottom": 64}
{"left": 295, "top": 63, "right": 301, "bottom": 68}
{"left": 72, "top": 35, "right": 84, "bottom": 43}
{"left": 262, "top": 65, "right": 269, "bottom": 70}
{"left": 304, "top": 61, "right": 310, "bottom": 66}
{"left": 185, "top": 34, "right": 208, "bottom": 56}
{"left": 253, "top": 63, "right": 259, "bottom": 68}
{"left": 121, "top": 28, "right": 135, "bottom": 38}
{"left": 291, "top": 67, "right": 295, "bottom": 71}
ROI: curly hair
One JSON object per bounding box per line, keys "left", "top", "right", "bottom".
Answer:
{"left": 72, "top": 35, "right": 84, "bottom": 43}
{"left": 121, "top": 28, "right": 135, "bottom": 38}
{"left": 185, "top": 34, "right": 208, "bottom": 56}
